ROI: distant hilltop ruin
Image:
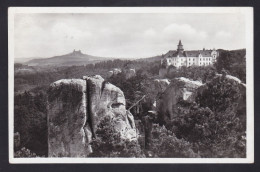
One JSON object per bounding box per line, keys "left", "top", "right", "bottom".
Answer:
{"left": 71, "top": 49, "right": 83, "bottom": 55}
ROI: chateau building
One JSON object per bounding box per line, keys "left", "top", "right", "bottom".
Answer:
{"left": 161, "top": 40, "right": 218, "bottom": 68}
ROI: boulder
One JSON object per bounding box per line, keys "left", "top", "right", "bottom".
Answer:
{"left": 47, "top": 76, "right": 137, "bottom": 157}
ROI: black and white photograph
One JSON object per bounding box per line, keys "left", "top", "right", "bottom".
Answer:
{"left": 8, "top": 7, "right": 254, "bottom": 163}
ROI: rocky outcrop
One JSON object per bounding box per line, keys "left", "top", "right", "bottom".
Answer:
{"left": 159, "top": 68, "right": 167, "bottom": 78}
{"left": 156, "top": 77, "right": 203, "bottom": 121}
{"left": 47, "top": 75, "right": 137, "bottom": 157}
{"left": 149, "top": 79, "right": 171, "bottom": 110}
{"left": 125, "top": 68, "right": 136, "bottom": 79}
{"left": 48, "top": 79, "right": 88, "bottom": 157}
{"left": 108, "top": 68, "right": 136, "bottom": 79}
{"left": 156, "top": 74, "right": 246, "bottom": 123}
{"left": 108, "top": 68, "right": 122, "bottom": 77}
{"left": 153, "top": 79, "right": 171, "bottom": 94}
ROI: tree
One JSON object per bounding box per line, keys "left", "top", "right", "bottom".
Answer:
{"left": 14, "top": 91, "right": 48, "bottom": 156}
{"left": 214, "top": 49, "right": 246, "bottom": 83}
{"left": 195, "top": 75, "right": 241, "bottom": 112}
{"left": 167, "top": 75, "right": 246, "bottom": 158}
{"left": 89, "top": 117, "right": 144, "bottom": 157}
{"left": 148, "top": 124, "right": 198, "bottom": 158}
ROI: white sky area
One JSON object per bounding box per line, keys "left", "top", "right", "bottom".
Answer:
{"left": 14, "top": 13, "right": 246, "bottom": 59}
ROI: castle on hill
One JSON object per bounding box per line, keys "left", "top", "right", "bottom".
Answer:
{"left": 161, "top": 40, "right": 219, "bottom": 68}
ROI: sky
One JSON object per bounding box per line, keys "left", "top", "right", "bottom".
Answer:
{"left": 14, "top": 12, "right": 246, "bottom": 59}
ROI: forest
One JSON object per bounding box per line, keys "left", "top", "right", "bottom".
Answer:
{"left": 13, "top": 49, "right": 246, "bottom": 158}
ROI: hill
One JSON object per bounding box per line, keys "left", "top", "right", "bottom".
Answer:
{"left": 136, "top": 55, "right": 162, "bottom": 62}
{"left": 24, "top": 50, "right": 112, "bottom": 66}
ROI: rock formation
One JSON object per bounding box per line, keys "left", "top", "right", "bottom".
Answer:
{"left": 156, "top": 74, "right": 246, "bottom": 123}
{"left": 153, "top": 79, "right": 171, "bottom": 94}
{"left": 156, "top": 77, "right": 203, "bottom": 121}
{"left": 125, "top": 68, "right": 136, "bottom": 79}
{"left": 159, "top": 68, "right": 167, "bottom": 78}
{"left": 47, "top": 75, "right": 137, "bottom": 157}
{"left": 108, "top": 68, "right": 136, "bottom": 79}
{"left": 108, "top": 68, "right": 122, "bottom": 77}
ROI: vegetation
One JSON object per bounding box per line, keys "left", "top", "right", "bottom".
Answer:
{"left": 166, "top": 65, "right": 217, "bottom": 83}
{"left": 214, "top": 49, "right": 246, "bottom": 83}
{"left": 13, "top": 49, "right": 246, "bottom": 157}
{"left": 148, "top": 124, "right": 199, "bottom": 158}
{"left": 89, "top": 117, "right": 144, "bottom": 157}
{"left": 14, "top": 91, "right": 48, "bottom": 156}
{"left": 14, "top": 147, "right": 42, "bottom": 158}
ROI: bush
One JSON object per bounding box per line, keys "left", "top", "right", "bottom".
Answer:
{"left": 195, "top": 75, "right": 241, "bottom": 112}
{"left": 214, "top": 50, "right": 246, "bottom": 83}
{"left": 89, "top": 117, "right": 144, "bottom": 157}
{"left": 14, "top": 147, "right": 44, "bottom": 158}
{"left": 148, "top": 124, "right": 199, "bottom": 158}
{"left": 14, "top": 91, "right": 48, "bottom": 156}
{"left": 169, "top": 101, "right": 246, "bottom": 157}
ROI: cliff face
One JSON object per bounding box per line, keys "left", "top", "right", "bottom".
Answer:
{"left": 47, "top": 75, "right": 137, "bottom": 157}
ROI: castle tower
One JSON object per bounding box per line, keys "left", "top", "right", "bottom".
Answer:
{"left": 177, "top": 40, "right": 184, "bottom": 52}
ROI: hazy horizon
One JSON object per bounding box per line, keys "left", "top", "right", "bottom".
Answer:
{"left": 14, "top": 12, "right": 246, "bottom": 59}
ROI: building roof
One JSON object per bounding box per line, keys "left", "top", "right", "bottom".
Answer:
{"left": 185, "top": 50, "right": 200, "bottom": 57}
{"left": 165, "top": 49, "right": 215, "bottom": 58}
{"left": 200, "top": 50, "right": 212, "bottom": 57}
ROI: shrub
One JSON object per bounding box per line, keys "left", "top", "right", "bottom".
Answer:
{"left": 148, "top": 124, "right": 199, "bottom": 158}
{"left": 14, "top": 147, "right": 44, "bottom": 158}
{"left": 169, "top": 102, "right": 246, "bottom": 158}
{"left": 195, "top": 75, "right": 242, "bottom": 113}
{"left": 89, "top": 117, "right": 144, "bottom": 157}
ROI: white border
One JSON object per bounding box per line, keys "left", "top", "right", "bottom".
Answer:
{"left": 8, "top": 7, "right": 254, "bottom": 164}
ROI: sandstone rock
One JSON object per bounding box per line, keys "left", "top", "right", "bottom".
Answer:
{"left": 47, "top": 76, "right": 137, "bottom": 157}
{"left": 125, "top": 68, "right": 136, "bottom": 79}
{"left": 107, "top": 68, "right": 122, "bottom": 78}
{"left": 157, "top": 74, "right": 246, "bottom": 123}
{"left": 156, "top": 77, "right": 203, "bottom": 121}
{"left": 48, "top": 79, "right": 88, "bottom": 157}
{"left": 153, "top": 79, "right": 171, "bottom": 94}
{"left": 108, "top": 71, "right": 114, "bottom": 77}
{"left": 159, "top": 68, "right": 167, "bottom": 78}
